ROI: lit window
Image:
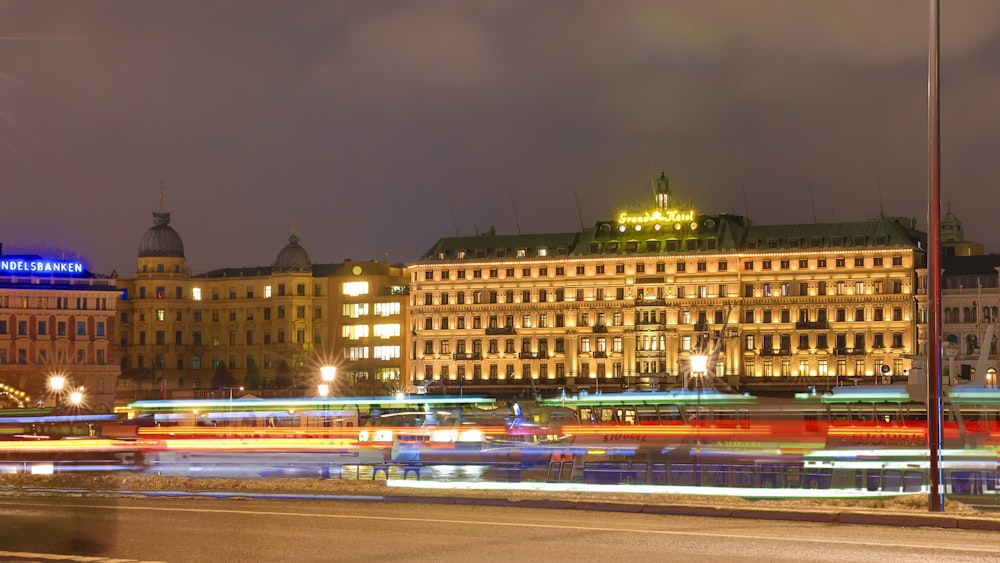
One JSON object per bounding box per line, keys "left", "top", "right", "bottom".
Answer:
{"left": 192, "top": 288, "right": 202, "bottom": 301}
{"left": 156, "top": 309, "right": 165, "bottom": 321}
{"left": 264, "top": 285, "right": 272, "bottom": 298}
{"left": 373, "top": 324, "right": 400, "bottom": 339}
{"left": 374, "top": 302, "right": 400, "bottom": 316}
{"left": 343, "top": 281, "right": 369, "bottom": 296}
{"left": 342, "top": 324, "right": 370, "bottom": 340}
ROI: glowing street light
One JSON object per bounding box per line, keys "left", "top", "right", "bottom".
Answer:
{"left": 69, "top": 388, "right": 83, "bottom": 407}
{"left": 49, "top": 374, "right": 67, "bottom": 408}
{"left": 320, "top": 365, "right": 336, "bottom": 384}
{"left": 689, "top": 354, "right": 708, "bottom": 488}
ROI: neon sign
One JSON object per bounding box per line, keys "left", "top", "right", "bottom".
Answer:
{"left": 0, "top": 259, "right": 84, "bottom": 275}
{"left": 617, "top": 209, "right": 695, "bottom": 225}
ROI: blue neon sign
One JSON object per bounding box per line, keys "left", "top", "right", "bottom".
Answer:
{"left": 0, "top": 259, "right": 85, "bottom": 275}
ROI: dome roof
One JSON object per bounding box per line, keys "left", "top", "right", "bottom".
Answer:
{"left": 138, "top": 211, "right": 185, "bottom": 258}
{"left": 273, "top": 233, "right": 312, "bottom": 273}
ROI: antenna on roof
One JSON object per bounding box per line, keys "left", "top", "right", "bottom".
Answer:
{"left": 448, "top": 194, "right": 460, "bottom": 237}
{"left": 809, "top": 181, "right": 818, "bottom": 224}
{"left": 511, "top": 194, "right": 522, "bottom": 235}
{"left": 877, "top": 176, "right": 885, "bottom": 218}
{"left": 574, "top": 191, "right": 585, "bottom": 231}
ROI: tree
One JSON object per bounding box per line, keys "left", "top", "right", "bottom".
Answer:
{"left": 274, "top": 358, "right": 293, "bottom": 389}
{"left": 244, "top": 357, "right": 262, "bottom": 390}
{"left": 211, "top": 362, "right": 236, "bottom": 389}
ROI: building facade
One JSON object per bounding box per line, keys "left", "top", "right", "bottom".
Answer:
{"left": 117, "top": 210, "right": 409, "bottom": 402}
{"left": 0, "top": 251, "right": 120, "bottom": 411}
{"left": 408, "top": 175, "right": 926, "bottom": 396}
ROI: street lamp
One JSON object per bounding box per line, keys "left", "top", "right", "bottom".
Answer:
{"left": 49, "top": 374, "right": 67, "bottom": 409}
{"left": 69, "top": 388, "right": 83, "bottom": 407}
{"left": 689, "top": 354, "right": 708, "bottom": 488}
{"left": 319, "top": 365, "right": 336, "bottom": 427}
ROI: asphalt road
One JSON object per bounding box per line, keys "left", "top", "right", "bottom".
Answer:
{"left": 0, "top": 496, "right": 998, "bottom": 563}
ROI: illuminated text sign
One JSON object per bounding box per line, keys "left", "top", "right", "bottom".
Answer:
{"left": 0, "top": 259, "right": 84, "bottom": 275}
{"left": 617, "top": 209, "right": 695, "bottom": 225}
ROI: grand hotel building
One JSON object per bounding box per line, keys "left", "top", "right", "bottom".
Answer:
{"left": 408, "top": 175, "right": 926, "bottom": 395}
{"left": 116, "top": 210, "right": 409, "bottom": 400}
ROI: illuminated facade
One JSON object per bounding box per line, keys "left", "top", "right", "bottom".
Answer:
{"left": 409, "top": 174, "right": 925, "bottom": 395}
{"left": 117, "top": 210, "right": 409, "bottom": 401}
{"left": 0, "top": 251, "right": 120, "bottom": 411}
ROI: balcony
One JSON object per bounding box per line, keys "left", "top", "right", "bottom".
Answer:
{"left": 833, "top": 348, "right": 848, "bottom": 356}
{"left": 693, "top": 322, "right": 710, "bottom": 332}
{"left": 759, "top": 348, "right": 774, "bottom": 357}
{"left": 593, "top": 351, "right": 608, "bottom": 358}
{"left": 485, "top": 327, "right": 516, "bottom": 335}
{"left": 635, "top": 298, "right": 666, "bottom": 307}
{"left": 452, "top": 353, "right": 483, "bottom": 361}
{"left": 778, "top": 348, "right": 792, "bottom": 356}
{"left": 593, "top": 325, "right": 609, "bottom": 333}
{"left": 795, "top": 320, "right": 830, "bottom": 330}
{"left": 850, "top": 347, "right": 866, "bottom": 355}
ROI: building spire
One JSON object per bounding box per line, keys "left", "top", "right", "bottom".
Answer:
{"left": 159, "top": 181, "right": 165, "bottom": 212}
{"left": 291, "top": 217, "right": 297, "bottom": 235}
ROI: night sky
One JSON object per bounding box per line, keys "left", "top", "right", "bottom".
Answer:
{"left": 2, "top": 1, "right": 998, "bottom": 276}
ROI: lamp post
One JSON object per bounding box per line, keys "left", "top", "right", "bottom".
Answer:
{"left": 690, "top": 354, "right": 708, "bottom": 487}
{"left": 49, "top": 374, "right": 66, "bottom": 409}
{"left": 320, "top": 366, "right": 336, "bottom": 427}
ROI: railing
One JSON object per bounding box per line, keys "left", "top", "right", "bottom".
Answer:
{"left": 485, "top": 327, "right": 516, "bottom": 335}
{"left": 452, "top": 353, "right": 482, "bottom": 360}
{"left": 593, "top": 351, "right": 608, "bottom": 358}
{"left": 593, "top": 325, "right": 609, "bottom": 333}
{"left": 693, "top": 322, "right": 710, "bottom": 332}
{"left": 795, "top": 320, "right": 830, "bottom": 330}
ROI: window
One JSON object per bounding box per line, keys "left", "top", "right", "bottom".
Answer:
{"left": 77, "top": 322, "right": 86, "bottom": 336}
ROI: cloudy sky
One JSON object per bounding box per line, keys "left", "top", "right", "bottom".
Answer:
{"left": 1, "top": 1, "right": 998, "bottom": 275}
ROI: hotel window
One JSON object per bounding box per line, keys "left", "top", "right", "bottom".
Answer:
{"left": 596, "top": 265, "right": 605, "bottom": 274}
{"left": 576, "top": 265, "right": 585, "bottom": 275}
{"left": 817, "top": 334, "right": 828, "bottom": 349}
{"left": 156, "top": 286, "right": 165, "bottom": 299}
{"left": 229, "top": 309, "right": 237, "bottom": 321}
{"left": 656, "top": 262, "right": 666, "bottom": 273}
{"left": 505, "top": 339, "right": 515, "bottom": 354}
{"left": 762, "top": 260, "right": 772, "bottom": 270}
{"left": 677, "top": 262, "right": 686, "bottom": 273}
{"left": 77, "top": 322, "right": 86, "bottom": 336}
{"left": 744, "top": 310, "right": 755, "bottom": 323}
{"left": 743, "top": 260, "right": 753, "bottom": 270}
{"left": 798, "top": 334, "right": 809, "bottom": 349}
{"left": 763, "top": 284, "right": 772, "bottom": 297}
{"left": 854, "top": 257, "right": 864, "bottom": 267}
{"left": 681, "top": 335, "right": 691, "bottom": 351}
{"left": 817, "top": 259, "right": 827, "bottom": 268}
{"left": 892, "top": 332, "right": 903, "bottom": 348}
{"left": 441, "top": 270, "right": 450, "bottom": 280}
{"left": 835, "top": 258, "right": 845, "bottom": 268}
{"left": 192, "top": 288, "right": 202, "bottom": 301}
{"left": 763, "top": 310, "right": 772, "bottom": 323}
{"left": 246, "top": 286, "right": 254, "bottom": 298}
{"left": 581, "top": 337, "right": 591, "bottom": 353}
{"left": 780, "top": 260, "right": 789, "bottom": 269}
{"left": 892, "top": 307, "right": 903, "bottom": 322}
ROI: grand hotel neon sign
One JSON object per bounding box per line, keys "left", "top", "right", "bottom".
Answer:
{"left": 617, "top": 209, "right": 695, "bottom": 225}
{"left": 0, "top": 259, "right": 85, "bottom": 274}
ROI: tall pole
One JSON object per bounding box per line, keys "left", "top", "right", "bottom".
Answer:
{"left": 927, "top": 0, "right": 945, "bottom": 513}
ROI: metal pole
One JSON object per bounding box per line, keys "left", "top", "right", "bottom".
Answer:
{"left": 927, "top": 0, "right": 945, "bottom": 512}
